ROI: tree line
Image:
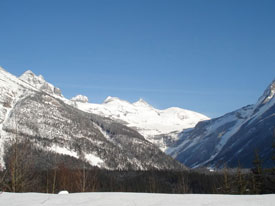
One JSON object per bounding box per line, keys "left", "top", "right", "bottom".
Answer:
{"left": 0, "top": 134, "right": 274, "bottom": 194}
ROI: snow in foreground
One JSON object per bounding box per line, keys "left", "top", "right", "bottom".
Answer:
{"left": 0, "top": 192, "right": 274, "bottom": 206}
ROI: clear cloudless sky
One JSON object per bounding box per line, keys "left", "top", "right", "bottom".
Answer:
{"left": 0, "top": 0, "right": 274, "bottom": 117}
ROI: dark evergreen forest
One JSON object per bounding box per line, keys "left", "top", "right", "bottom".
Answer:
{"left": 0, "top": 140, "right": 274, "bottom": 194}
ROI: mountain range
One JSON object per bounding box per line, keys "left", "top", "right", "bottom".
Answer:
{"left": 0, "top": 67, "right": 184, "bottom": 170}
{"left": 70, "top": 94, "right": 209, "bottom": 152}
{"left": 0, "top": 66, "right": 274, "bottom": 169}
{"left": 69, "top": 75, "right": 275, "bottom": 169}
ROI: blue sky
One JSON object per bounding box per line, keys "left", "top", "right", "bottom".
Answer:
{"left": 0, "top": 0, "right": 274, "bottom": 117}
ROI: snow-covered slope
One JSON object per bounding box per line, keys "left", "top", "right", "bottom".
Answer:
{"left": 0, "top": 68, "right": 66, "bottom": 165}
{"left": 71, "top": 96, "right": 209, "bottom": 151}
{"left": 169, "top": 80, "right": 275, "bottom": 168}
{"left": 0, "top": 67, "right": 184, "bottom": 170}
{"left": 1, "top": 192, "right": 274, "bottom": 206}
{"left": 0, "top": 68, "right": 209, "bottom": 154}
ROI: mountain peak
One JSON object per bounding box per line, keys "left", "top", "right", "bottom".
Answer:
{"left": 71, "top": 95, "right": 89, "bottom": 103}
{"left": 133, "top": 98, "right": 151, "bottom": 107}
{"left": 257, "top": 79, "right": 275, "bottom": 105}
{"left": 137, "top": 98, "right": 146, "bottom": 103}
{"left": 23, "top": 69, "right": 35, "bottom": 75}
{"left": 19, "top": 70, "right": 45, "bottom": 86}
{"left": 22, "top": 70, "right": 44, "bottom": 79}
{"left": 19, "top": 70, "right": 62, "bottom": 97}
{"left": 103, "top": 96, "right": 121, "bottom": 104}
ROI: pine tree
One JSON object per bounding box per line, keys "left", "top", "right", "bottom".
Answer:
{"left": 252, "top": 150, "right": 263, "bottom": 194}
{"left": 222, "top": 165, "right": 231, "bottom": 194}
{"left": 237, "top": 161, "right": 247, "bottom": 194}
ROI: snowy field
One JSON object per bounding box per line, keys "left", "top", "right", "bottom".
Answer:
{"left": 1, "top": 192, "right": 274, "bottom": 206}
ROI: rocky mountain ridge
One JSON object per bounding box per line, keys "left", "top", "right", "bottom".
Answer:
{"left": 0, "top": 67, "right": 184, "bottom": 170}
{"left": 168, "top": 80, "right": 275, "bottom": 168}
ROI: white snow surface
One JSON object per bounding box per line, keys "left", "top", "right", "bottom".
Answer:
{"left": 74, "top": 96, "right": 209, "bottom": 148}
{"left": 58, "top": 190, "right": 69, "bottom": 194}
{"left": 0, "top": 192, "right": 274, "bottom": 206}
{"left": 85, "top": 153, "right": 104, "bottom": 167}
{"left": 48, "top": 145, "right": 79, "bottom": 159}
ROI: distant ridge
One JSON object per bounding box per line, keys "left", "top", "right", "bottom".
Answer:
{"left": 169, "top": 80, "right": 275, "bottom": 168}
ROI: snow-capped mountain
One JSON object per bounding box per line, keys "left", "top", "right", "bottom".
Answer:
{"left": 71, "top": 95, "right": 209, "bottom": 151}
{"left": 0, "top": 67, "right": 184, "bottom": 170}
{"left": 168, "top": 80, "right": 275, "bottom": 168}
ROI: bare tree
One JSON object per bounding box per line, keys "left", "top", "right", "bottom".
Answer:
{"left": 176, "top": 172, "right": 191, "bottom": 193}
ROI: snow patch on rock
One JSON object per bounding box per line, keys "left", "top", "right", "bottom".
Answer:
{"left": 71, "top": 95, "right": 89, "bottom": 103}
{"left": 85, "top": 153, "right": 104, "bottom": 167}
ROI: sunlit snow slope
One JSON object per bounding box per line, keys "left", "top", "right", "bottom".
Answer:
{"left": 72, "top": 96, "right": 209, "bottom": 151}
